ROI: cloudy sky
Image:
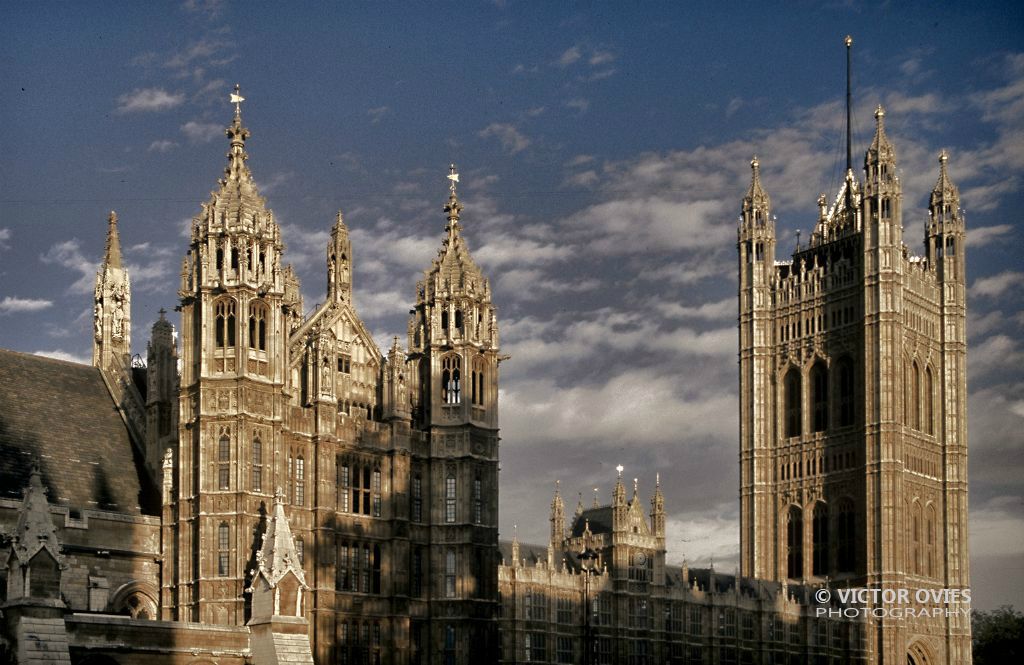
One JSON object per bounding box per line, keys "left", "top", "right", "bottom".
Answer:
{"left": 2, "top": 2, "right": 1022, "bottom": 610}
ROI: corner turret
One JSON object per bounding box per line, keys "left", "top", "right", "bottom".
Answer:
{"left": 93, "top": 211, "right": 132, "bottom": 373}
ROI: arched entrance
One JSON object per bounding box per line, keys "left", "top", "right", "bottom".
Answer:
{"left": 907, "top": 640, "right": 932, "bottom": 665}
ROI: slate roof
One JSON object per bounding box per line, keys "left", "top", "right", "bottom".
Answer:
{"left": 570, "top": 506, "right": 613, "bottom": 537}
{"left": 0, "top": 349, "right": 159, "bottom": 516}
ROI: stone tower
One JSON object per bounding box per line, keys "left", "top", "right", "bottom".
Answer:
{"left": 736, "top": 107, "right": 971, "bottom": 662}
{"left": 93, "top": 211, "right": 131, "bottom": 374}
{"left": 406, "top": 165, "right": 502, "bottom": 661}
{"left": 167, "top": 88, "right": 289, "bottom": 624}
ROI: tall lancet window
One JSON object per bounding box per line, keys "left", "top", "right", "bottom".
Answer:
{"left": 215, "top": 298, "right": 237, "bottom": 348}
{"left": 925, "top": 366, "right": 935, "bottom": 436}
{"left": 248, "top": 302, "right": 267, "bottom": 351}
{"left": 911, "top": 361, "right": 922, "bottom": 430}
{"left": 838, "top": 357, "right": 855, "bottom": 427}
{"left": 811, "top": 362, "right": 829, "bottom": 432}
{"left": 252, "top": 436, "right": 263, "bottom": 492}
{"left": 218, "top": 435, "right": 230, "bottom": 490}
{"left": 812, "top": 502, "right": 829, "bottom": 576}
{"left": 787, "top": 505, "right": 803, "bottom": 579}
{"left": 784, "top": 369, "right": 802, "bottom": 438}
{"left": 442, "top": 355, "right": 461, "bottom": 404}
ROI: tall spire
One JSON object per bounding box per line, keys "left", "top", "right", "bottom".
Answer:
{"left": 104, "top": 210, "right": 122, "bottom": 268}
{"left": 224, "top": 83, "right": 252, "bottom": 182}
{"left": 866, "top": 104, "right": 896, "bottom": 168}
{"left": 845, "top": 35, "right": 853, "bottom": 173}
{"left": 444, "top": 163, "right": 463, "bottom": 235}
{"left": 742, "top": 156, "right": 772, "bottom": 223}
{"left": 930, "top": 150, "right": 960, "bottom": 210}
{"left": 251, "top": 488, "right": 308, "bottom": 591}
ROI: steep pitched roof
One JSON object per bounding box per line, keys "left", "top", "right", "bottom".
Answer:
{"left": 0, "top": 349, "right": 159, "bottom": 515}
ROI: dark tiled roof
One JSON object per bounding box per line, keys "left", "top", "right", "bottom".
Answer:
{"left": 0, "top": 349, "right": 159, "bottom": 516}
{"left": 570, "top": 506, "right": 612, "bottom": 537}
{"left": 498, "top": 540, "right": 549, "bottom": 567}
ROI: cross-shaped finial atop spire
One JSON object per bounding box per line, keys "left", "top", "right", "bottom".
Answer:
{"left": 616, "top": 464, "right": 624, "bottom": 477}
{"left": 230, "top": 83, "right": 245, "bottom": 116}
{"left": 447, "top": 163, "right": 459, "bottom": 194}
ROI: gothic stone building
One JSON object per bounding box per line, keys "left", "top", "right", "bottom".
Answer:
{"left": 0, "top": 98, "right": 501, "bottom": 665}
{"left": 497, "top": 475, "right": 869, "bottom": 665}
{"left": 737, "top": 107, "right": 970, "bottom": 664}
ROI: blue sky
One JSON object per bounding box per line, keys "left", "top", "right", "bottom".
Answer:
{"left": 1, "top": 1, "right": 1022, "bottom": 610}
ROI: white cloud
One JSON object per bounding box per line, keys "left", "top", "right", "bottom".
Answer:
{"left": 665, "top": 506, "right": 740, "bottom": 568}
{"left": 478, "top": 123, "right": 531, "bottom": 154}
{"left": 970, "top": 271, "right": 1024, "bottom": 298}
{"left": 0, "top": 296, "right": 53, "bottom": 314}
{"left": 0, "top": 227, "right": 10, "bottom": 250}
{"left": 116, "top": 87, "right": 185, "bottom": 113}
{"left": 556, "top": 46, "right": 582, "bottom": 67}
{"left": 967, "top": 224, "right": 1014, "bottom": 248}
{"left": 367, "top": 106, "right": 390, "bottom": 124}
{"left": 148, "top": 139, "right": 179, "bottom": 153}
{"left": 565, "top": 98, "right": 590, "bottom": 113}
{"left": 181, "top": 120, "right": 223, "bottom": 143}
{"left": 40, "top": 239, "right": 95, "bottom": 294}
{"left": 725, "top": 97, "right": 744, "bottom": 117}
{"left": 33, "top": 349, "right": 89, "bottom": 364}
{"left": 589, "top": 49, "right": 616, "bottom": 66}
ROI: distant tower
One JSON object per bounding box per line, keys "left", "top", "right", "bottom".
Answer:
{"left": 406, "top": 165, "right": 501, "bottom": 662}
{"left": 168, "top": 87, "right": 289, "bottom": 625}
{"left": 737, "top": 66, "right": 972, "bottom": 663}
{"left": 145, "top": 310, "right": 179, "bottom": 481}
{"left": 93, "top": 211, "right": 131, "bottom": 373}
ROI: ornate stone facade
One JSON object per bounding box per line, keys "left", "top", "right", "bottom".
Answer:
{"left": 498, "top": 475, "right": 869, "bottom": 664}
{"left": 1, "top": 94, "right": 500, "bottom": 665}
{"left": 737, "top": 109, "right": 971, "bottom": 664}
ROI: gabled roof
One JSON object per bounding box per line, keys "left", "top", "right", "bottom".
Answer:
{"left": 0, "top": 349, "right": 159, "bottom": 515}
{"left": 571, "top": 506, "right": 613, "bottom": 537}
{"left": 251, "top": 488, "right": 308, "bottom": 589}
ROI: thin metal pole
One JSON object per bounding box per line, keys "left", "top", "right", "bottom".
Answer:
{"left": 845, "top": 35, "right": 853, "bottom": 173}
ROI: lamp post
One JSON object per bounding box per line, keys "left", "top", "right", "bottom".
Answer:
{"left": 578, "top": 542, "right": 599, "bottom": 665}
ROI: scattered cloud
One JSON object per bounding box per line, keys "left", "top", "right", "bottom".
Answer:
{"left": 565, "top": 98, "right": 590, "bottom": 113}
{"left": 367, "top": 106, "right": 390, "bottom": 124}
{"left": 33, "top": 349, "right": 89, "bottom": 364}
{"left": 725, "top": 97, "right": 744, "bottom": 117}
{"left": 967, "top": 224, "right": 1014, "bottom": 248}
{"left": 478, "top": 123, "right": 531, "bottom": 154}
{"left": 971, "top": 271, "right": 1024, "bottom": 298}
{"left": 589, "top": 49, "right": 616, "bottom": 66}
{"left": 0, "top": 228, "right": 10, "bottom": 250}
{"left": 148, "top": 139, "right": 179, "bottom": 153}
{"left": 181, "top": 120, "right": 223, "bottom": 143}
{"left": 556, "top": 45, "right": 582, "bottom": 67}
{"left": 40, "top": 239, "right": 95, "bottom": 294}
{"left": 116, "top": 87, "right": 185, "bottom": 113}
{"left": 0, "top": 296, "right": 53, "bottom": 314}
{"left": 182, "top": 0, "right": 225, "bottom": 19}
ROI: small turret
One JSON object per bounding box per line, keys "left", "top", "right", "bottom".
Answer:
{"left": 612, "top": 465, "right": 627, "bottom": 530}
{"left": 650, "top": 473, "right": 665, "bottom": 538}
{"left": 327, "top": 211, "right": 353, "bottom": 304}
{"left": 550, "top": 480, "right": 566, "bottom": 549}
{"left": 927, "top": 151, "right": 965, "bottom": 283}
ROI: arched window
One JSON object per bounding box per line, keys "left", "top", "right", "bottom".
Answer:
{"left": 216, "top": 246, "right": 224, "bottom": 271}
{"left": 252, "top": 436, "right": 262, "bottom": 492}
{"left": 811, "top": 362, "right": 828, "bottom": 432}
{"left": 911, "top": 502, "right": 923, "bottom": 575}
{"left": 442, "top": 355, "right": 461, "bottom": 404}
{"left": 471, "top": 357, "right": 486, "bottom": 406}
{"left": 838, "top": 357, "right": 855, "bottom": 427}
{"left": 784, "top": 369, "right": 802, "bottom": 438}
{"left": 295, "top": 537, "right": 304, "bottom": 566}
{"left": 445, "top": 473, "right": 457, "bottom": 523}
{"left": 218, "top": 435, "right": 230, "bottom": 490}
{"left": 812, "top": 503, "right": 829, "bottom": 576}
{"left": 444, "top": 625, "right": 457, "bottom": 665}
{"left": 248, "top": 302, "right": 267, "bottom": 351}
{"left": 230, "top": 246, "right": 239, "bottom": 272}
{"left": 911, "top": 362, "right": 921, "bottom": 430}
{"left": 837, "top": 498, "right": 855, "bottom": 572}
{"left": 454, "top": 309, "right": 463, "bottom": 334}
{"left": 217, "top": 522, "right": 230, "bottom": 576}
{"left": 371, "top": 468, "right": 381, "bottom": 517}
{"left": 925, "top": 366, "right": 935, "bottom": 435}
{"left": 786, "top": 505, "right": 803, "bottom": 579}
{"left": 441, "top": 309, "right": 449, "bottom": 332}
{"left": 215, "top": 299, "right": 237, "bottom": 348}
{"left": 926, "top": 505, "right": 937, "bottom": 578}
{"left": 411, "top": 474, "right": 422, "bottom": 522}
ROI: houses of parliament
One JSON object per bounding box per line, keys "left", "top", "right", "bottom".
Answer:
{"left": 0, "top": 77, "right": 970, "bottom": 664}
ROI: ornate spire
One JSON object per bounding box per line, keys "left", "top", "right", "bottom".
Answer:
{"left": 103, "top": 210, "right": 122, "bottom": 268}
{"left": 575, "top": 491, "right": 585, "bottom": 518}
{"left": 251, "top": 488, "right": 308, "bottom": 590}
{"left": 444, "top": 163, "right": 463, "bottom": 234}
{"left": 224, "top": 84, "right": 252, "bottom": 182}
{"left": 12, "top": 466, "right": 63, "bottom": 565}
{"left": 742, "top": 156, "right": 771, "bottom": 222}
{"left": 866, "top": 104, "right": 896, "bottom": 168}
{"left": 613, "top": 465, "right": 626, "bottom": 507}
{"left": 550, "top": 480, "right": 565, "bottom": 546}
{"left": 930, "top": 150, "right": 960, "bottom": 209}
